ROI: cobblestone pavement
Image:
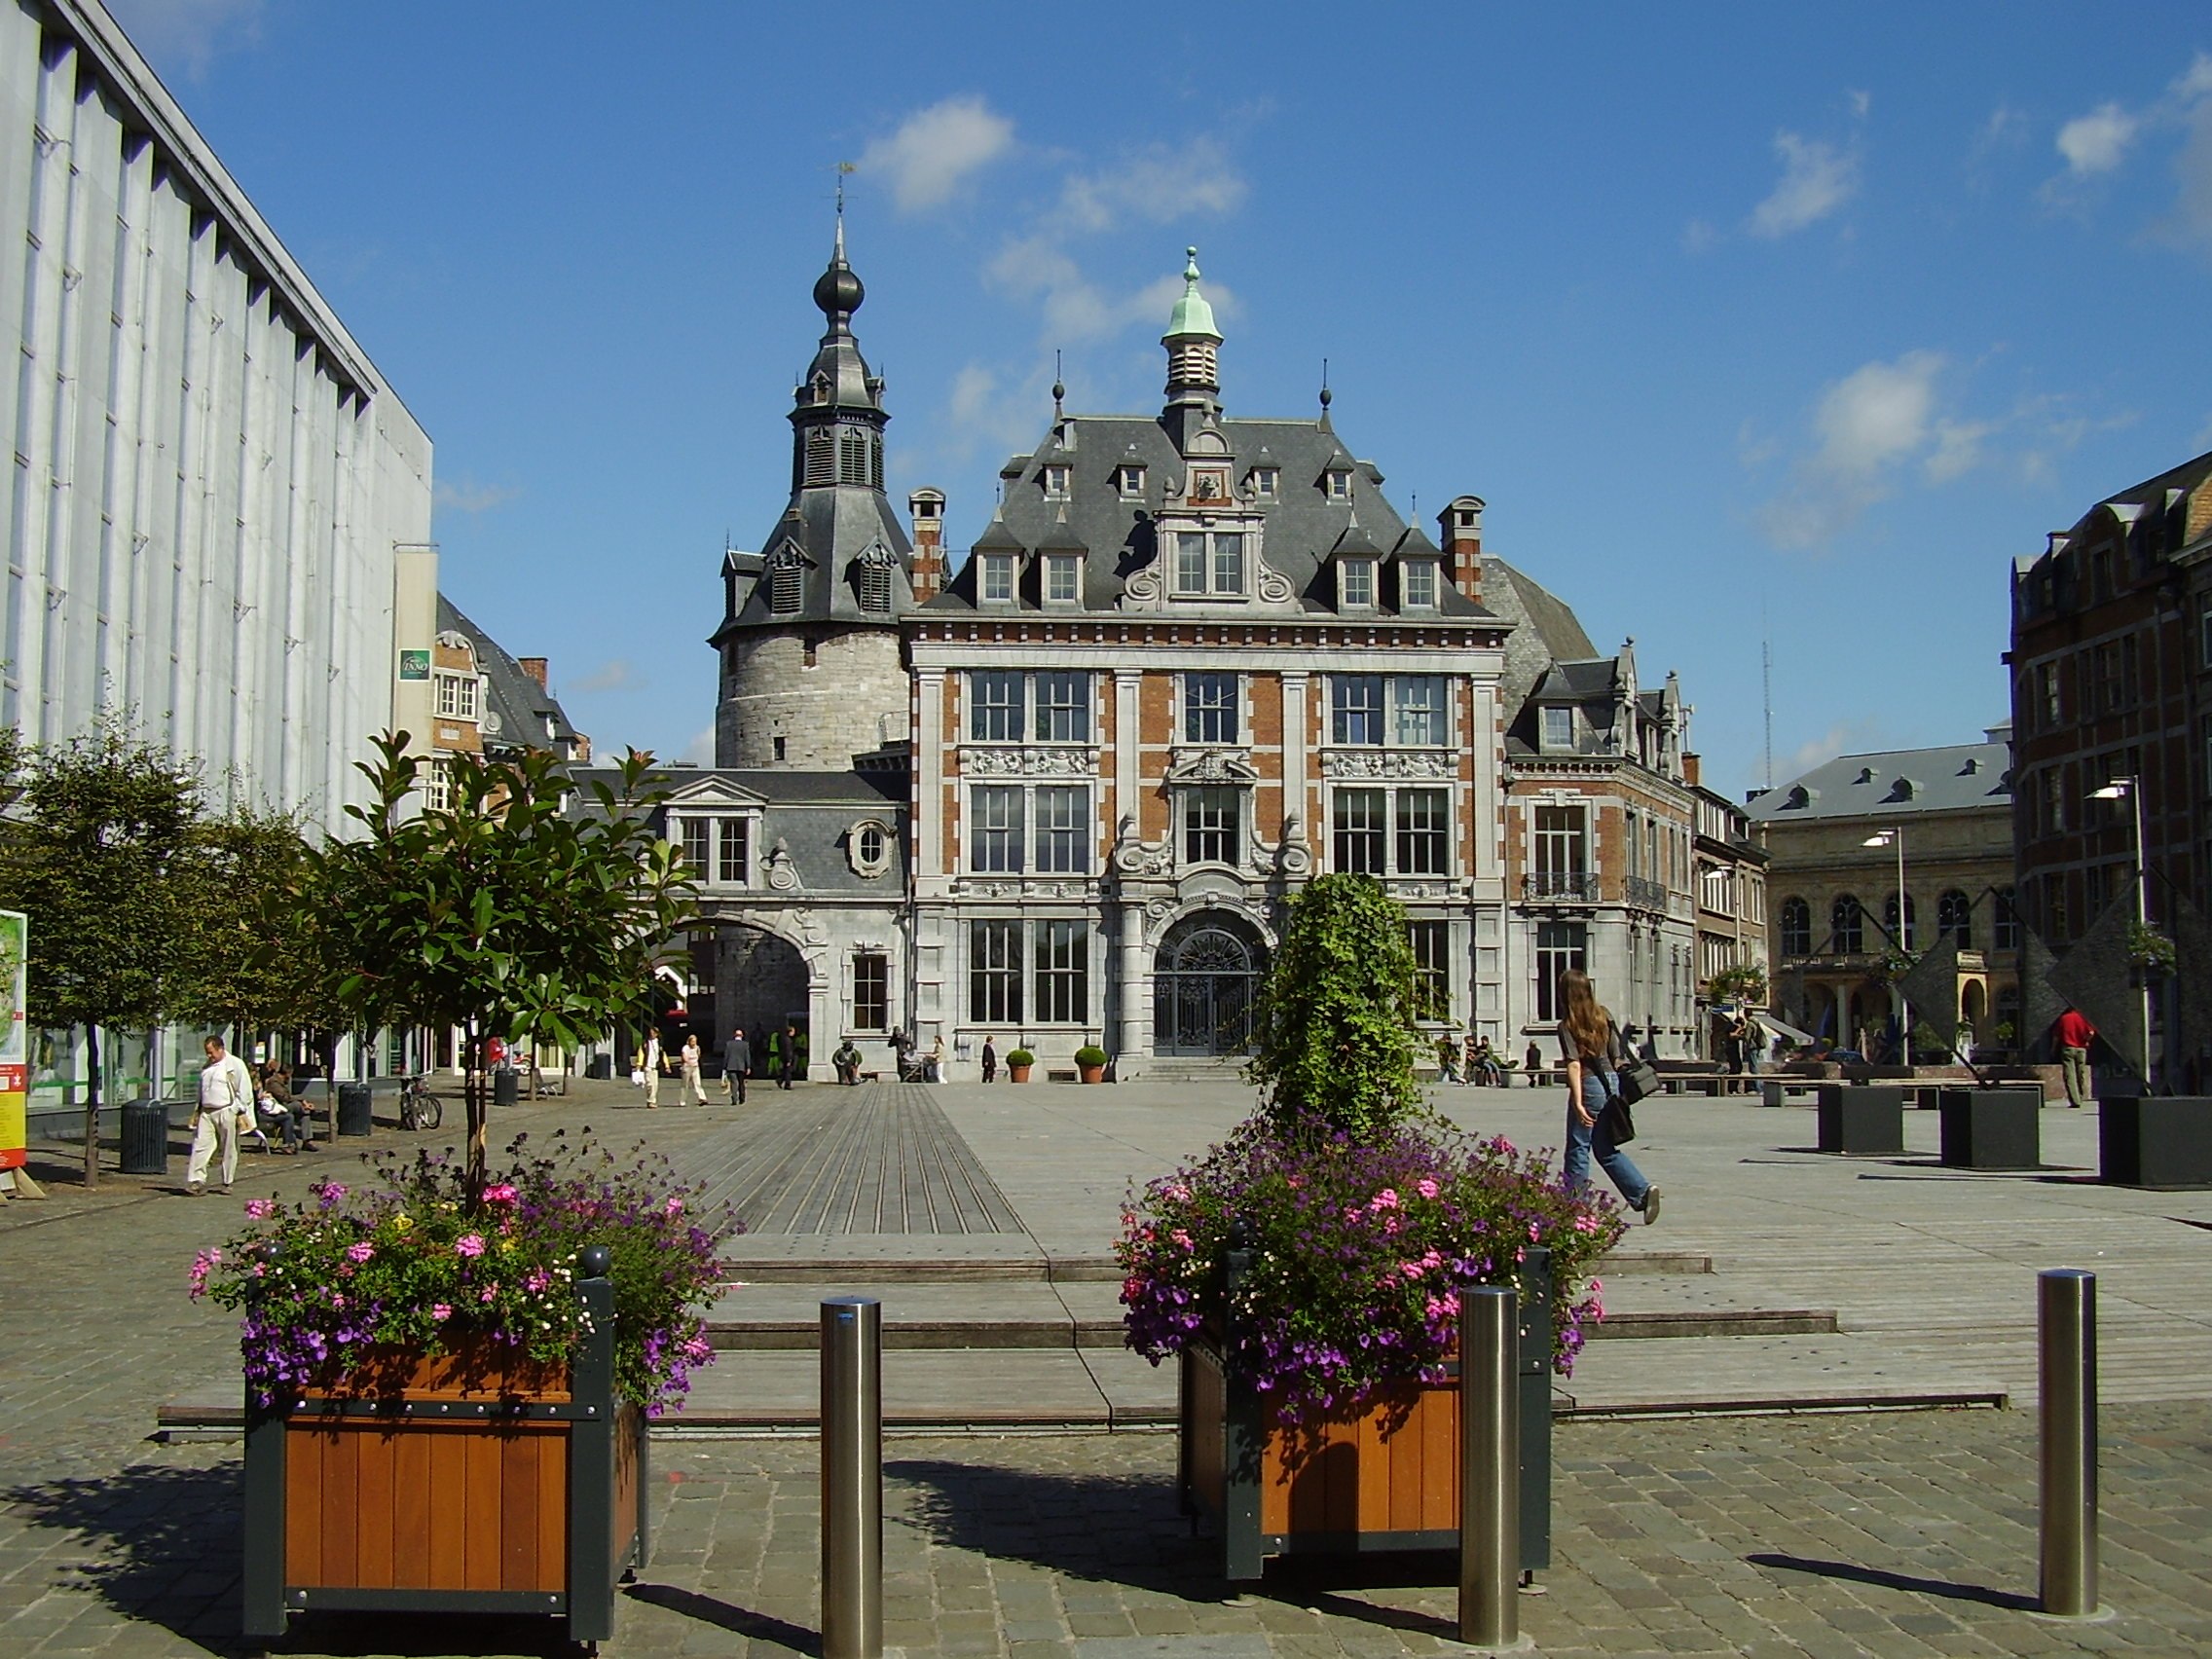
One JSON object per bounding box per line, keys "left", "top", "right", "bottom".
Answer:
{"left": 4, "top": 1405, "right": 2210, "bottom": 1656}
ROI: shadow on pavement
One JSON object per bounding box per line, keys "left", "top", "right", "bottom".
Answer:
{"left": 1748, "top": 1551, "right": 2037, "bottom": 1610}
{"left": 3, "top": 1463, "right": 579, "bottom": 1658}
{"left": 624, "top": 1582, "right": 821, "bottom": 1654}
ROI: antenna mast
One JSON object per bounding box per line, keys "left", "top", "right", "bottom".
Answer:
{"left": 1761, "top": 606, "right": 1774, "bottom": 792}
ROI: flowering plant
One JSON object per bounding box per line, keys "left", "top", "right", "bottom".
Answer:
{"left": 1117, "top": 1113, "right": 1625, "bottom": 1418}
{"left": 193, "top": 1130, "right": 739, "bottom": 1415}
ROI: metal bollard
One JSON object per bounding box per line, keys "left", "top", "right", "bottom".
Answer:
{"left": 1459, "top": 1284, "right": 1520, "bottom": 1649}
{"left": 821, "top": 1297, "right": 883, "bottom": 1659}
{"left": 2039, "top": 1269, "right": 2099, "bottom": 1617}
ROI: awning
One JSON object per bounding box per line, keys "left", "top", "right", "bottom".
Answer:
{"left": 1755, "top": 1012, "right": 1815, "bottom": 1046}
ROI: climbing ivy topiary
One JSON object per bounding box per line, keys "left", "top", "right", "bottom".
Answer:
{"left": 1245, "top": 874, "right": 1426, "bottom": 1143}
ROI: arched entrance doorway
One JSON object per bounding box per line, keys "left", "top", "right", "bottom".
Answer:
{"left": 1154, "top": 912, "right": 1267, "bottom": 1056}
{"left": 723, "top": 925, "right": 811, "bottom": 1050}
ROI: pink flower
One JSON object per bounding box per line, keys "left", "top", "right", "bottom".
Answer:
{"left": 1528, "top": 1222, "right": 1541, "bottom": 1242}
{"left": 312, "top": 1180, "right": 347, "bottom": 1207}
{"left": 243, "top": 1198, "right": 276, "bottom": 1219}
{"left": 664, "top": 1196, "right": 683, "bottom": 1216}
{"left": 431, "top": 1304, "right": 453, "bottom": 1321}
{"left": 525, "top": 1269, "right": 552, "bottom": 1294}
{"left": 347, "top": 1240, "right": 376, "bottom": 1263}
{"left": 1169, "top": 1229, "right": 1194, "bottom": 1251}
{"left": 187, "top": 1248, "right": 222, "bottom": 1299}
{"left": 1369, "top": 1188, "right": 1401, "bottom": 1212}
{"left": 479, "top": 1285, "right": 498, "bottom": 1304}
{"left": 1416, "top": 1178, "right": 1439, "bottom": 1199}
{"left": 456, "top": 1234, "right": 487, "bottom": 1258}
{"left": 482, "top": 1183, "right": 518, "bottom": 1204}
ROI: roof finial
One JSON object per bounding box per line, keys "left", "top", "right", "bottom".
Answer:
{"left": 1052, "top": 350, "right": 1065, "bottom": 419}
{"left": 834, "top": 161, "right": 855, "bottom": 260}
{"left": 1318, "top": 357, "right": 1333, "bottom": 417}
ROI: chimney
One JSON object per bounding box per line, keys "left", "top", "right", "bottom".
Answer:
{"left": 1439, "top": 495, "right": 1485, "bottom": 606}
{"left": 1682, "top": 752, "right": 1702, "bottom": 788}
{"left": 908, "top": 488, "right": 946, "bottom": 602}
{"left": 518, "top": 657, "right": 548, "bottom": 690}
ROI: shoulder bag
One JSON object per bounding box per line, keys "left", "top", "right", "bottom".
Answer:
{"left": 1595, "top": 1063, "right": 1639, "bottom": 1145}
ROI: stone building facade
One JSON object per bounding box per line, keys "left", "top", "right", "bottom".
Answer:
{"left": 632, "top": 235, "right": 1711, "bottom": 1078}
{"left": 1750, "top": 731, "right": 2019, "bottom": 1057}
{"left": 2008, "top": 449, "right": 2212, "bottom": 1081}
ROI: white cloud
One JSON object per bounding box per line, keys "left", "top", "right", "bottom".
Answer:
{"left": 433, "top": 478, "right": 521, "bottom": 515}
{"left": 1749, "top": 132, "right": 1860, "bottom": 238}
{"left": 1847, "top": 89, "right": 1871, "bottom": 120}
{"left": 2055, "top": 103, "right": 2138, "bottom": 177}
{"left": 1757, "top": 351, "right": 1945, "bottom": 546}
{"left": 571, "top": 659, "right": 641, "bottom": 694}
{"left": 1680, "top": 217, "right": 1718, "bottom": 254}
{"left": 104, "top": 0, "right": 263, "bottom": 80}
{"left": 681, "top": 725, "right": 717, "bottom": 766}
{"left": 858, "top": 96, "right": 1014, "bottom": 213}
{"left": 1781, "top": 720, "right": 1879, "bottom": 781}
{"left": 1924, "top": 419, "right": 1994, "bottom": 484}
{"left": 1056, "top": 138, "right": 1248, "bottom": 233}
{"left": 2176, "top": 53, "right": 2212, "bottom": 103}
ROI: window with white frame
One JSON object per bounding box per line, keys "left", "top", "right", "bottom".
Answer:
{"left": 421, "top": 759, "right": 453, "bottom": 813}
{"left": 1116, "top": 464, "right": 1146, "bottom": 498}
{"left": 717, "top": 817, "right": 752, "bottom": 885}
{"left": 1400, "top": 560, "right": 1437, "bottom": 608}
{"left": 968, "top": 670, "right": 1092, "bottom": 743}
{"left": 1249, "top": 466, "right": 1279, "bottom": 499}
{"left": 1172, "top": 531, "right": 1247, "bottom": 598}
{"left": 1339, "top": 559, "right": 1375, "bottom": 608}
{"left": 1036, "top": 671, "right": 1091, "bottom": 742}
{"left": 971, "top": 672, "right": 1024, "bottom": 741}
{"left": 1533, "top": 805, "right": 1587, "bottom": 895}
{"left": 681, "top": 817, "right": 711, "bottom": 871}
{"left": 1333, "top": 789, "right": 1387, "bottom": 874}
{"left": 1395, "top": 789, "right": 1449, "bottom": 874}
{"left": 852, "top": 952, "right": 889, "bottom": 1031}
{"left": 1540, "top": 705, "right": 1573, "bottom": 753}
{"left": 970, "top": 786, "right": 1023, "bottom": 872}
{"left": 1183, "top": 671, "right": 1238, "bottom": 743}
{"left": 1044, "top": 554, "right": 1081, "bottom": 604}
{"left": 1535, "top": 921, "right": 1587, "bottom": 1022}
{"left": 1408, "top": 920, "right": 1450, "bottom": 1017}
{"left": 848, "top": 820, "right": 888, "bottom": 878}
{"left": 1329, "top": 675, "right": 1447, "bottom": 746}
{"left": 1325, "top": 468, "right": 1353, "bottom": 500}
{"left": 969, "top": 921, "right": 1022, "bottom": 1023}
{"left": 434, "top": 672, "right": 480, "bottom": 720}
{"left": 1035, "top": 786, "right": 1089, "bottom": 873}
{"left": 1033, "top": 920, "right": 1089, "bottom": 1022}
{"left": 979, "top": 553, "right": 1015, "bottom": 602}
{"left": 1183, "top": 786, "right": 1241, "bottom": 865}
{"left": 1042, "top": 463, "right": 1070, "bottom": 498}
{"left": 1333, "top": 787, "right": 1450, "bottom": 877}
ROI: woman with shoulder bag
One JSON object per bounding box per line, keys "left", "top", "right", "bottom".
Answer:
{"left": 1556, "top": 969, "right": 1661, "bottom": 1225}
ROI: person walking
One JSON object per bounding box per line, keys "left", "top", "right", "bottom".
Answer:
{"left": 980, "top": 1036, "right": 998, "bottom": 1084}
{"left": 2056, "top": 1007, "right": 2096, "bottom": 1108}
{"left": 681, "top": 1033, "right": 707, "bottom": 1105}
{"left": 644, "top": 1030, "right": 663, "bottom": 1109}
{"left": 777, "top": 1023, "right": 802, "bottom": 1088}
{"left": 1556, "top": 969, "right": 1660, "bottom": 1224}
{"left": 926, "top": 1033, "right": 945, "bottom": 1083}
{"left": 722, "top": 1025, "right": 752, "bottom": 1105}
{"left": 186, "top": 1035, "right": 252, "bottom": 1195}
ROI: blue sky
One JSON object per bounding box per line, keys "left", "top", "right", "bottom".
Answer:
{"left": 109, "top": 1, "right": 2212, "bottom": 795}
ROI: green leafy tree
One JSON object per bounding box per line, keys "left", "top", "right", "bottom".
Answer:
{"left": 0, "top": 720, "right": 209, "bottom": 1186}
{"left": 1707, "top": 962, "right": 1767, "bottom": 1006}
{"left": 1245, "top": 874, "right": 1426, "bottom": 1142}
{"left": 306, "top": 734, "right": 696, "bottom": 1192}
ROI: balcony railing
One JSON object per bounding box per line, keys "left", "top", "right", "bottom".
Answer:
{"left": 1624, "top": 875, "right": 1668, "bottom": 911}
{"left": 1523, "top": 871, "right": 1598, "bottom": 903}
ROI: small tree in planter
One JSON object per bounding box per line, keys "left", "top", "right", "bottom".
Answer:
{"left": 1075, "top": 1044, "right": 1108, "bottom": 1083}
{"left": 1120, "top": 873, "right": 1623, "bottom": 1578}
{"left": 306, "top": 736, "right": 694, "bottom": 1192}
{"left": 1005, "top": 1047, "right": 1035, "bottom": 1082}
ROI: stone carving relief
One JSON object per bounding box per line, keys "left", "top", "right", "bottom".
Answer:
{"left": 1275, "top": 812, "right": 1314, "bottom": 878}
{"left": 1111, "top": 813, "right": 1173, "bottom": 877}
{"left": 765, "top": 836, "right": 799, "bottom": 892}
{"left": 1164, "top": 747, "right": 1259, "bottom": 784}
{"left": 1320, "top": 750, "right": 1454, "bottom": 780}
{"left": 961, "top": 747, "right": 1100, "bottom": 778}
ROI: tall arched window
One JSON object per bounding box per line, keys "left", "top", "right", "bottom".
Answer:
{"left": 1937, "top": 889, "right": 1973, "bottom": 949}
{"left": 1779, "top": 896, "right": 1812, "bottom": 957}
{"left": 1884, "top": 891, "right": 1917, "bottom": 948}
{"left": 1831, "top": 894, "right": 1864, "bottom": 955}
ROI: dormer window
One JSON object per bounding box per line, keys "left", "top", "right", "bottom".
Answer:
{"left": 1172, "top": 531, "right": 1246, "bottom": 598}
{"left": 1325, "top": 469, "right": 1353, "bottom": 501}
{"left": 980, "top": 553, "right": 1015, "bottom": 603}
{"left": 1042, "top": 463, "right": 1071, "bottom": 498}
{"left": 1044, "top": 554, "right": 1081, "bottom": 604}
{"left": 1339, "top": 558, "right": 1375, "bottom": 608}
{"left": 1250, "top": 466, "right": 1279, "bottom": 500}
{"left": 856, "top": 545, "right": 897, "bottom": 613}
{"left": 1401, "top": 560, "right": 1437, "bottom": 608}
{"left": 1116, "top": 464, "right": 1147, "bottom": 498}
{"left": 434, "top": 670, "right": 480, "bottom": 721}
{"left": 1541, "top": 706, "right": 1573, "bottom": 753}
{"left": 767, "top": 548, "right": 805, "bottom": 614}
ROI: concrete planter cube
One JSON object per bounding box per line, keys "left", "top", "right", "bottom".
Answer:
{"left": 1816, "top": 1086, "right": 1905, "bottom": 1156}
{"left": 1937, "top": 1088, "right": 2043, "bottom": 1170}
{"left": 2098, "top": 1096, "right": 2212, "bottom": 1191}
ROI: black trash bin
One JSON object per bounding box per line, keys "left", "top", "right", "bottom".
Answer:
{"left": 494, "top": 1068, "right": 520, "bottom": 1108}
{"left": 119, "top": 1098, "right": 170, "bottom": 1175}
{"left": 337, "top": 1082, "right": 373, "bottom": 1137}
{"left": 585, "top": 1053, "right": 612, "bottom": 1081}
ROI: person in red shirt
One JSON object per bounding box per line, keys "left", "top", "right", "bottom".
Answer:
{"left": 2055, "top": 1008, "right": 2097, "bottom": 1108}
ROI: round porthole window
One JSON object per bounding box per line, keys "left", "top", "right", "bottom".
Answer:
{"left": 850, "top": 820, "right": 891, "bottom": 877}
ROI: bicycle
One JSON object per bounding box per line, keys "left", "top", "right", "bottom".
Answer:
{"left": 398, "top": 1072, "right": 444, "bottom": 1131}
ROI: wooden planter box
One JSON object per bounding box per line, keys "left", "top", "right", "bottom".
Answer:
{"left": 241, "top": 1264, "right": 645, "bottom": 1648}
{"left": 1176, "top": 1248, "right": 1553, "bottom": 1583}
{"left": 2099, "top": 1095, "right": 2212, "bottom": 1190}
{"left": 1817, "top": 1085, "right": 1905, "bottom": 1156}
{"left": 1937, "top": 1088, "right": 2043, "bottom": 1170}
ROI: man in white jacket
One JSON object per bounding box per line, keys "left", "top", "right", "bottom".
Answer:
{"left": 186, "top": 1035, "right": 251, "bottom": 1195}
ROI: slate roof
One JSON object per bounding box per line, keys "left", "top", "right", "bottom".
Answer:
{"left": 436, "top": 595, "right": 584, "bottom": 759}
{"left": 566, "top": 765, "right": 907, "bottom": 896}
{"left": 1747, "top": 737, "right": 2014, "bottom": 823}
{"left": 1478, "top": 556, "right": 1598, "bottom": 717}
{"left": 924, "top": 413, "right": 1496, "bottom": 621}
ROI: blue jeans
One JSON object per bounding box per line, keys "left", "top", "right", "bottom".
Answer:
{"left": 1565, "top": 1066, "right": 1650, "bottom": 1210}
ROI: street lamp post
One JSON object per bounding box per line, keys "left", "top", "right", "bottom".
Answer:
{"left": 1864, "top": 827, "right": 1907, "bottom": 1063}
{"left": 2089, "top": 777, "right": 2152, "bottom": 1089}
